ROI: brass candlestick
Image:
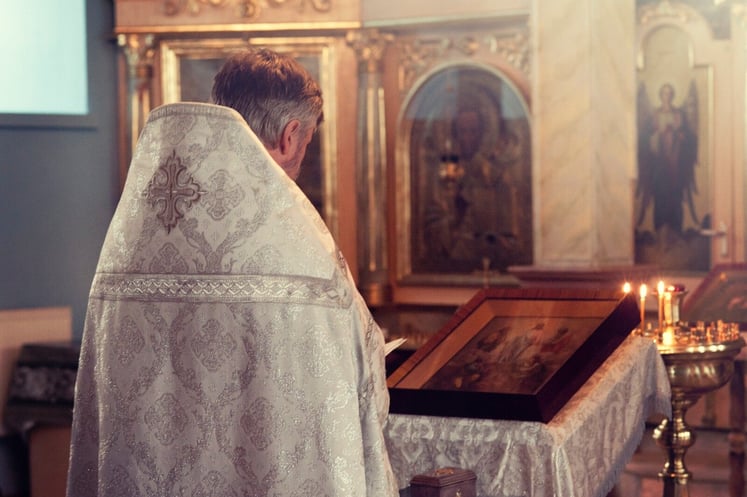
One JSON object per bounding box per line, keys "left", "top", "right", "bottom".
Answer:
{"left": 637, "top": 282, "right": 745, "bottom": 497}
{"left": 655, "top": 338, "right": 744, "bottom": 497}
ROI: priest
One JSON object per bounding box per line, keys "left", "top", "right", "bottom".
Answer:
{"left": 66, "top": 48, "right": 398, "bottom": 497}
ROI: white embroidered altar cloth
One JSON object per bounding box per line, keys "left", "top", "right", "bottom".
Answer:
{"left": 385, "top": 336, "right": 671, "bottom": 497}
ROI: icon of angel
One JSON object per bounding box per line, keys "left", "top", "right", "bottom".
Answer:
{"left": 636, "top": 80, "right": 699, "bottom": 234}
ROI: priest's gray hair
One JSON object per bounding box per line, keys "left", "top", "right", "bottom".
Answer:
{"left": 211, "top": 48, "right": 324, "bottom": 147}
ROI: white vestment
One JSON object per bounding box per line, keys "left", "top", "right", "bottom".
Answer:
{"left": 66, "top": 102, "right": 398, "bottom": 497}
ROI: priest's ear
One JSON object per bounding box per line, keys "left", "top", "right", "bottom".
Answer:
{"left": 277, "top": 119, "right": 302, "bottom": 156}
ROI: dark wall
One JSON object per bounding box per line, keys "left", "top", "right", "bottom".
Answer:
{"left": 0, "top": 1, "right": 119, "bottom": 339}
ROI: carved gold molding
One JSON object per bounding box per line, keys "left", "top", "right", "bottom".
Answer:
{"left": 397, "top": 37, "right": 451, "bottom": 92}
{"left": 163, "top": 0, "right": 331, "bottom": 19}
{"left": 638, "top": 0, "right": 746, "bottom": 40}
{"left": 268, "top": 0, "right": 331, "bottom": 12}
{"left": 346, "top": 29, "right": 393, "bottom": 73}
{"left": 486, "top": 30, "right": 529, "bottom": 75}
{"left": 638, "top": 0, "right": 700, "bottom": 25}
{"left": 397, "top": 28, "right": 529, "bottom": 94}
{"left": 638, "top": 1, "right": 747, "bottom": 41}
{"left": 118, "top": 33, "right": 156, "bottom": 80}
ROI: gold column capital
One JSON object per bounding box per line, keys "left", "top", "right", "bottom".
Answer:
{"left": 117, "top": 33, "right": 156, "bottom": 79}
{"left": 346, "top": 29, "right": 393, "bottom": 73}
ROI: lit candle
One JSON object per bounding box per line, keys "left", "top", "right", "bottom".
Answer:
{"left": 664, "top": 291, "right": 673, "bottom": 326}
{"left": 639, "top": 284, "right": 647, "bottom": 333}
{"left": 662, "top": 327, "right": 675, "bottom": 346}
{"left": 623, "top": 282, "right": 631, "bottom": 294}
{"left": 671, "top": 285, "right": 681, "bottom": 324}
{"left": 657, "top": 280, "right": 665, "bottom": 332}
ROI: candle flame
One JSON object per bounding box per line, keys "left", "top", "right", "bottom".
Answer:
{"left": 623, "top": 282, "right": 632, "bottom": 293}
{"left": 657, "top": 280, "right": 665, "bottom": 294}
{"left": 640, "top": 284, "right": 647, "bottom": 299}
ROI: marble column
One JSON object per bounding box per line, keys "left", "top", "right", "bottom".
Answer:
{"left": 531, "top": 0, "right": 636, "bottom": 268}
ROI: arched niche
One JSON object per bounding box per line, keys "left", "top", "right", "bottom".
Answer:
{"left": 395, "top": 62, "right": 532, "bottom": 285}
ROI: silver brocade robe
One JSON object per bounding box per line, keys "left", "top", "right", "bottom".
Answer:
{"left": 66, "top": 102, "right": 398, "bottom": 497}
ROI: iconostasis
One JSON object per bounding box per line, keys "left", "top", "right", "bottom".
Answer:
{"left": 114, "top": 0, "right": 746, "bottom": 352}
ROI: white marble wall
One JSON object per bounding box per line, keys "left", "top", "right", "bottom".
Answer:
{"left": 532, "top": 0, "right": 637, "bottom": 267}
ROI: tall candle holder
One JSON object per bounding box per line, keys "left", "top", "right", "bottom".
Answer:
{"left": 634, "top": 282, "right": 745, "bottom": 497}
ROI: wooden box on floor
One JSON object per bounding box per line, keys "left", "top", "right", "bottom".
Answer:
{"left": 410, "top": 467, "right": 476, "bottom": 497}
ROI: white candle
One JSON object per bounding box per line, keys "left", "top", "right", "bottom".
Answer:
{"left": 639, "top": 284, "right": 647, "bottom": 332}
{"left": 657, "top": 280, "right": 665, "bottom": 332}
{"left": 664, "top": 291, "right": 672, "bottom": 325}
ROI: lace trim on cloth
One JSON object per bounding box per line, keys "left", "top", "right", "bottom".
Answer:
{"left": 91, "top": 272, "right": 352, "bottom": 307}
{"left": 384, "top": 336, "right": 671, "bottom": 497}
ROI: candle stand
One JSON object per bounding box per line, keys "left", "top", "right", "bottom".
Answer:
{"left": 653, "top": 338, "right": 743, "bottom": 497}
{"left": 636, "top": 285, "right": 745, "bottom": 497}
{"left": 623, "top": 281, "right": 745, "bottom": 497}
